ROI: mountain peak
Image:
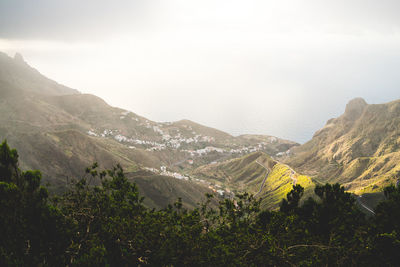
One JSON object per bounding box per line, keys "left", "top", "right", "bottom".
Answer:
{"left": 14, "top": 52, "right": 26, "bottom": 64}
{"left": 0, "top": 50, "right": 80, "bottom": 96}
{"left": 344, "top": 97, "right": 367, "bottom": 120}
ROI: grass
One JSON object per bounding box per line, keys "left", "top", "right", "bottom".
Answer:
{"left": 259, "top": 164, "right": 314, "bottom": 209}
{"left": 193, "top": 152, "right": 315, "bottom": 210}
{"left": 286, "top": 99, "right": 400, "bottom": 197}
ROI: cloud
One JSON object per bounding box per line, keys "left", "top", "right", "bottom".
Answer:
{"left": 1, "top": 1, "right": 400, "bottom": 41}
{"left": 0, "top": 0, "right": 153, "bottom": 40}
{"left": 1, "top": 1, "right": 400, "bottom": 142}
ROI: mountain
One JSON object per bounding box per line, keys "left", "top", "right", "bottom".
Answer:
{"left": 0, "top": 52, "right": 79, "bottom": 96}
{"left": 128, "top": 170, "right": 217, "bottom": 209}
{"left": 192, "top": 151, "right": 315, "bottom": 209}
{"left": 286, "top": 97, "right": 400, "bottom": 195}
{"left": 0, "top": 51, "right": 298, "bottom": 208}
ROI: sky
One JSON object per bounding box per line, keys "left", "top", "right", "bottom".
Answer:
{"left": 1, "top": 0, "right": 400, "bottom": 143}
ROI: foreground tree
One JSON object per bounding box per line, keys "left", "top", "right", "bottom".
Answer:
{"left": 0, "top": 141, "right": 68, "bottom": 266}
{"left": 1, "top": 140, "right": 400, "bottom": 266}
{"left": 369, "top": 184, "right": 400, "bottom": 266}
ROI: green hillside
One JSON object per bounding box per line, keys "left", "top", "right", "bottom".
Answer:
{"left": 2, "top": 139, "right": 400, "bottom": 266}
{"left": 193, "top": 152, "right": 315, "bottom": 209}
{"left": 286, "top": 98, "right": 400, "bottom": 195}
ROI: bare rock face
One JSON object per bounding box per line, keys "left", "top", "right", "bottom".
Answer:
{"left": 344, "top": 97, "right": 368, "bottom": 121}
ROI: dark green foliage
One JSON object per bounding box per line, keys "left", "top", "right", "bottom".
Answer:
{"left": 277, "top": 184, "right": 369, "bottom": 266}
{"left": 0, "top": 140, "right": 68, "bottom": 266}
{"left": 280, "top": 184, "right": 304, "bottom": 213}
{"left": 1, "top": 140, "right": 400, "bottom": 266}
{"left": 369, "top": 185, "right": 400, "bottom": 266}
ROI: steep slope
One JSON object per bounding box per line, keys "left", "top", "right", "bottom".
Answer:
{"left": 128, "top": 170, "right": 216, "bottom": 210}
{"left": 0, "top": 85, "right": 161, "bottom": 185}
{"left": 0, "top": 51, "right": 298, "bottom": 173}
{"left": 0, "top": 52, "right": 79, "bottom": 96}
{"left": 0, "top": 53, "right": 212, "bottom": 206}
{"left": 0, "top": 51, "right": 299, "bottom": 208}
{"left": 193, "top": 152, "right": 315, "bottom": 209}
{"left": 286, "top": 97, "right": 400, "bottom": 194}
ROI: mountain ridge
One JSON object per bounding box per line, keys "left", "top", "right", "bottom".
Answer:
{"left": 286, "top": 97, "right": 400, "bottom": 194}
{"left": 0, "top": 51, "right": 80, "bottom": 96}
{"left": 5, "top": 51, "right": 397, "bottom": 209}
{"left": 192, "top": 151, "right": 315, "bottom": 209}
{"left": 0, "top": 51, "right": 298, "bottom": 208}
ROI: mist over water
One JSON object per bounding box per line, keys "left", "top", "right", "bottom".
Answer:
{"left": 1, "top": 0, "right": 400, "bottom": 143}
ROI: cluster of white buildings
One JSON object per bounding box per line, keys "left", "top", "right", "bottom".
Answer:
{"left": 143, "top": 166, "right": 232, "bottom": 197}
{"left": 145, "top": 166, "right": 189, "bottom": 180}
{"left": 88, "top": 127, "right": 275, "bottom": 159}
{"left": 87, "top": 129, "right": 118, "bottom": 138}
{"left": 276, "top": 149, "right": 292, "bottom": 157}
{"left": 192, "top": 178, "right": 228, "bottom": 196}
{"left": 107, "top": 119, "right": 218, "bottom": 151}
{"left": 87, "top": 130, "right": 98, "bottom": 137}
{"left": 101, "top": 129, "right": 118, "bottom": 137}
{"left": 146, "top": 166, "right": 190, "bottom": 180}
{"left": 153, "top": 125, "right": 164, "bottom": 135}
{"left": 229, "top": 142, "right": 270, "bottom": 154}
{"left": 87, "top": 118, "right": 278, "bottom": 161}
{"left": 163, "top": 171, "right": 189, "bottom": 180}
{"left": 113, "top": 134, "right": 166, "bottom": 150}
{"left": 183, "top": 146, "right": 226, "bottom": 157}
{"left": 145, "top": 144, "right": 166, "bottom": 151}
{"left": 139, "top": 124, "right": 219, "bottom": 151}
{"left": 144, "top": 167, "right": 159, "bottom": 173}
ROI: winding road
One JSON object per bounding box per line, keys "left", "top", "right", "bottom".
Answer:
{"left": 356, "top": 195, "right": 375, "bottom": 215}
{"left": 254, "top": 160, "right": 299, "bottom": 197}
{"left": 255, "top": 161, "right": 270, "bottom": 197}
{"left": 281, "top": 163, "right": 297, "bottom": 185}
{"left": 255, "top": 158, "right": 376, "bottom": 216}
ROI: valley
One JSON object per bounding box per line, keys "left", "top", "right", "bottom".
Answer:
{"left": 1, "top": 51, "right": 400, "bottom": 211}
{"left": 0, "top": 51, "right": 299, "bottom": 209}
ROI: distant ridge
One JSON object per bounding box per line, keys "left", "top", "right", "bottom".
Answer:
{"left": 0, "top": 51, "right": 298, "bottom": 208}
{"left": 0, "top": 51, "right": 80, "bottom": 96}
{"left": 286, "top": 97, "right": 400, "bottom": 194}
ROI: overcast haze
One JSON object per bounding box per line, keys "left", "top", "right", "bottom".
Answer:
{"left": 1, "top": 0, "right": 400, "bottom": 143}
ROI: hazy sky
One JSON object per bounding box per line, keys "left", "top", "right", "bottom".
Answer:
{"left": 1, "top": 0, "right": 400, "bottom": 143}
